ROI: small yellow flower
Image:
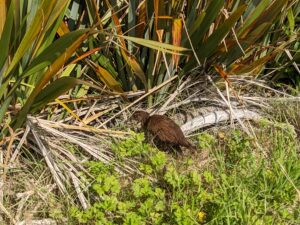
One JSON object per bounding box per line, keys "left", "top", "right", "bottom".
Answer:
{"left": 198, "top": 211, "right": 206, "bottom": 222}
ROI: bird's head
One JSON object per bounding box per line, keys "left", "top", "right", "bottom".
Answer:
{"left": 131, "top": 110, "right": 150, "bottom": 125}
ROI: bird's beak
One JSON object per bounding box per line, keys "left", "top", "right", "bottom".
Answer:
{"left": 129, "top": 113, "right": 135, "bottom": 121}
{"left": 129, "top": 114, "right": 138, "bottom": 125}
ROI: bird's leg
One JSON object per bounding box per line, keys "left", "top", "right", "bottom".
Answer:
{"left": 171, "top": 144, "right": 182, "bottom": 156}
{"left": 141, "top": 128, "right": 149, "bottom": 141}
{"left": 151, "top": 135, "right": 162, "bottom": 150}
{"left": 143, "top": 131, "right": 157, "bottom": 147}
{"left": 146, "top": 133, "right": 161, "bottom": 149}
{"left": 143, "top": 130, "right": 150, "bottom": 142}
{"left": 150, "top": 135, "right": 157, "bottom": 146}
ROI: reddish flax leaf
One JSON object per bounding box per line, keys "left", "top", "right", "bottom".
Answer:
{"left": 214, "top": 65, "right": 242, "bottom": 102}
{"left": 228, "top": 36, "right": 297, "bottom": 75}
{"left": 172, "top": 18, "right": 182, "bottom": 69}
{"left": 214, "top": 65, "right": 231, "bottom": 86}
{"left": 68, "top": 46, "right": 116, "bottom": 74}
{"left": 156, "top": 29, "right": 164, "bottom": 42}
{"left": 155, "top": 29, "right": 164, "bottom": 72}
{"left": 88, "top": 60, "right": 124, "bottom": 93}
{"left": 57, "top": 20, "right": 70, "bottom": 37}
{"left": 136, "top": 0, "right": 147, "bottom": 38}
{"left": 239, "top": 0, "right": 288, "bottom": 39}
{"left": 69, "top": 47, "right": 102, "bottom": 65}
{"left": 0, "top": 0, "right": 6, "bottom": 35}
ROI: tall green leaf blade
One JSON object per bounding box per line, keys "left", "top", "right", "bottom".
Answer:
{"left": 0, "top": 1, "right": 14, "bottom": 70}
{"left": 222, "top": 0, "right": 288, "bottom": 65}
{"left": 238, "top": 0, "right": 271, "bottom": 35}
{"left": 223, "top": 23, "right": 271, "bottom": 65}
{"left": 287, "top": 8, "right": 295, "bottom": 33}
{"left": 32, "top": 0, "right": 70, "bottom": 58}
{"left": 198, "top": 4, "right": 247, "bottom": 59}
{"left": 0, "top": 95, "right": 13, "bottom": 126}
{"left": 185, "top": 0, "right": 201, "bottom": 30}
{"left": 31, "top": 77, "right": 82, "bottom": 111}
{"left": 118, "top": 35, "right": 189, "bottom": 54}
{"left": 4, "top": 0, "right": 57, "bottom": 77}
{"left": 36, "top": 1, "right": 70, "bottom": 54}
{"left": 239, "top": 0, "right": 288, "bottom": 39}
{"left": 188, "top": 12, "right": 206, "bottom": 39}
{"left": 22, "top": 29, "right": 89, "bottom": 78}
{"left": 12, "top": 30, "right": 91, "bottom": 129}
{"left": 190, "top": 0, "right": 224, "bottom": 47}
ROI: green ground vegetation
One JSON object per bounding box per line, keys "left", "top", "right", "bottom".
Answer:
{"left": 67, "top": 122, "right": 300, "bottom": 225}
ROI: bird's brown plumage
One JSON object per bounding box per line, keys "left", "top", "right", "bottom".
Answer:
{"left": 132, "top": 110, "right": 195, "bottom": 150}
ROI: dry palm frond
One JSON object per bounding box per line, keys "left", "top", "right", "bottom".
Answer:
{"left": 29, "top": 120, "right": 67, "bottom": 195}
{"left": 25, "top": 116, "right": 149, "bottom": 209}
{"left": 181, "top": 109, "right": 261, "bottom": 135}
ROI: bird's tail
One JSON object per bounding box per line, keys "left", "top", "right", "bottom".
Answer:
{"left": 182, "top": 139, "right": 197, "bottom": 151}
{"left": 188, "top": 143, "right": 197, "bottom": 151}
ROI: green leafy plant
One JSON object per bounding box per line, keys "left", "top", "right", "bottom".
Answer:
{"left": 69, "top": 126, "right": 300, "bottom": 224}
{"left": 198, "top": 133, "right": 216, "bottom": 149}
{"left": 70, "top": 133, "right": 206, "bottom": 224}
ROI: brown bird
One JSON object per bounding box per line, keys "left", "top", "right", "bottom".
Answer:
{"left": 132, "top": 110, "right": 195, "bottom": 151}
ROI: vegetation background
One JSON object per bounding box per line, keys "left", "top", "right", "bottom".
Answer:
{"left": 0, "top": 0, "right": 299, "bottom": 224}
